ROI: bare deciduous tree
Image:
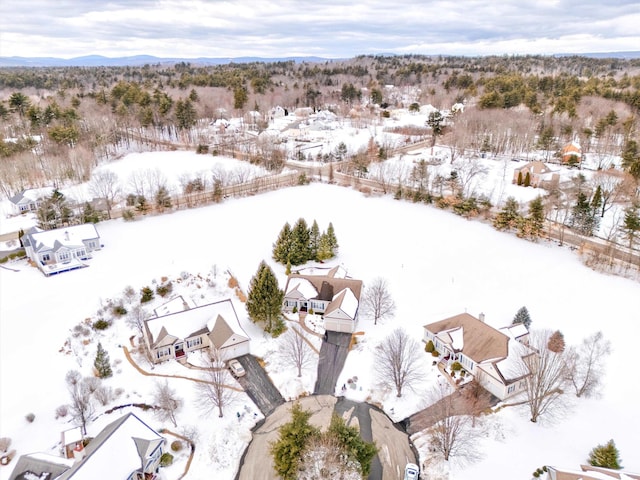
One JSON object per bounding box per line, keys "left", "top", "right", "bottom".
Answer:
{"left": 361, "top": 277, "right": 396, "bottom": 325}
{"left": 374, "top": 328, "right": 425, "bottom": 397}
{"left": 566, "top": 331, "right": 611, "bottom": 398}
{"left": 66, "top": 370, "right": 95, "bottom": 435}
{"left": 461, "top": 379, "right": 492, "bottom": 427}
{"left": 194, "top": 348, "right": 239, "bottom": 418}
{"left": 297, "top": 434, "right": 361, "bottom": 480}
{"left": 517, "top": 329, "right": 570, "bottom": 423}
{"left": 88, "top": 169, "right": 121, "bottom": 219}
{"left": 126, "top": 304, "right": 149, "bottom": 336}
{"left": 278, "top": 328, "right": 314, "bottom": 377}
{"left": 428, "top": 381, "right": 482, "bottom": 463}
{"left": 153, "top": 380, "right": 183, "bottom": 427}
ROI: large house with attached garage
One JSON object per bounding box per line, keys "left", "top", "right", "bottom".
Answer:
{"left": 22, "top": 224, "right": 102, "bottom": 276}
{"left": 9, "top": 412, "right": 165, "bottom": 480}
{"left": 423, "top": 312, "right": 534, "bottom": 400}
{"left": 283, "top": 265, "right": 363, "bottom": 333}
{"left": 143, "top": 297, "right": 250, "bottom": 364}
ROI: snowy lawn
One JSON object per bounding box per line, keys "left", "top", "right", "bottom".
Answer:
{"left": 1, "top": 180, "right": 639, "bottom": 479}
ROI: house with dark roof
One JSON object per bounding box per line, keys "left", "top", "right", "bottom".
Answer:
{"left": 423, "top": 312, "right": 534, "bottom": 400}
{"left": 283, "top": 265, "right": 363, "bottom": 333}
{"left": 143, "top": 298, "right": 250, "bottom": 364}
{"left": 9, "top": 413, "right": 165, "bottom": 480}
{"left": 22, "top": 224, "right": 101, "bottom": 276}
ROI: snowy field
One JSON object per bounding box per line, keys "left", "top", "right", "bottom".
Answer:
{"left": 1, "top": 178, "right": 640, "bottom": 479}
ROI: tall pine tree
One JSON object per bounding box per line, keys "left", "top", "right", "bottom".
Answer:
{"left": 94, "top": 342, "right": 113, "bottom": 378}
{"left": 289, "top": 218, "right": 311, "bottom": 265}
{"left": 622, "top": 204, "right": 640, "bottom": 249}
{"left": 246, "top": 261, "right": 284, "bottom": 335}
{"left": 325, "top": 222, "right": 339, "bottom": 256}
{"left": 493, "top": 197, "right": 521, "bottom": 231}
{"left": 270, "top": 403, "right": 319, "bottom": 480}
{"left": 569, "top": 191, "right": 598, "bottom": 236}
{"left": 512, "top": 306, "right": 532, "bottom": 329}
{"left": 309, "top": 220, "right": 320, "bottom": 261}
{"left": 272, "top": 222, "right": 292, "bottom": 264}
{"left": 518, "top": 196, "right": 545, "bottom": 239}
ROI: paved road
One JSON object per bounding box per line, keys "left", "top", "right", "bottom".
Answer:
{"left": 334, "top": 397, "right": 383, "bottom": 480}
{"left": 235, "top": 355, "right": 285, "bottom": 417}
{"left": 313, "top": 331, "right": 352, "bottom": 395}
{"left": 236, "top": 396, "right": 417, "bottom": 480}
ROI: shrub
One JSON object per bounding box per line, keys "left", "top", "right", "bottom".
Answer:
{"left": 140, "top": 286, "right": 154, "bottom": 303}
{"left": 196, "top": 144, "right": 209, "bottom": 154}
{"left": 292, "top": 305, "right": 298, "bottom": 313}
{"left": 92, "top": 319, "right": 111, "bottom": 330}
{"left": 156, "top": 282, "right": 173, "bottom": 298}
{"left": 451, "top": 361, "right": 462, "bottom": 371}
{"left": 170, "top": 440, "right": 183, "bottom": 452}
{"left": 55, "top": 405, "right": 68, "bottom": 419}
{"left": 425, "top": 340, "right": 435, "bottom": 353}
{"left": 160, "top": 452, "right": 174, "bottom": 467}
{"left": 308, "top": 308, "right": 314, "bottom": 315}
{"left": 271, "top": 318, "right": 287, "bottom": 338}
{"left": 25, "top": 413, "right": 35, "bottom": 423}
{"left": 122, "top": 209, "right": 135, "bottom": 221}
{"left": 298, "top": 172, "right": 309, "bottom": 185}
{"left": 432, "top": 350, "right": 440, "bottom": 357}
{"left": 533, "top": 471, "right": 540, "bottom": 478}
{"left": 112, "top": 304, "right": 127, "bottom": 316}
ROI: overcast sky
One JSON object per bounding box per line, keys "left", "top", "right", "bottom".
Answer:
{"left": 0, "top": 0, "right": 638, "bottom": 59}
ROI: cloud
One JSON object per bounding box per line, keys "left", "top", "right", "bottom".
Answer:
{"left": 0, "top": 0, "right": 637, "bottom": 58}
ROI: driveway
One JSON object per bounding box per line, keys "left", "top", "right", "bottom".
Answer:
{"left": 235, "top": 354, "right": 285, "bottom": 417}
{"left": 313, "top": 331, "right": 352, "bottom": 394}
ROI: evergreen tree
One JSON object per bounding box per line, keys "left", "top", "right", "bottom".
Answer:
{"left": 37, "top": 189, "right": 73, "bottom": 230}
{"left": 309, "top": 220, "right": 320, "bottom": 261}
{"left": 493, "top": 197, "right": 521, "bottom": 231}
{"left": 327, "top": 414, "right": 378, "bottom": 478}
{"left": 622, "top": 204, "right": 640, "bottom": 249}
{"left": 246, "top": 261, "right": 284, "bottom": 334}
{"left": 591, "top": 185, "right": 603, "bottom": 216}
{"left": 94, "top": 342, "right": 113, "bottom": 378}
{"left": 270, "top": 403, "right": 319, "bottom": 480}
{"left": 512, "top": 306, "right": 532, "bottom": 329}
{"left": 325, "top": 222, "right": 339, "bottom": 256}
{"left": 316, "top": 233, "right": 333, "bottom": 262}
{"left": 588, "top": 439, "right": 622, "bottom": 469}
{"left": 82, "top": 202, "right": 101, "bottom": 224}
{"left": 518, "top": 196, "right": 545, "bottom": 239}
{"left": 272, "top": 222, "right": 292, "bottom": 264}
{"left": 289, "top": 218, "right": 311, "bottom": 265}
{"left": 547, "top": 330, "right": 566, "bottom": 353}
{"left": 569, "top": 191, "right": 598, "bottom": 236}
{"left": 155, "top": 186, "right": 172, "bottom": 211}
{"left": 524, "top": 171, "right": 531, "bottom": 187}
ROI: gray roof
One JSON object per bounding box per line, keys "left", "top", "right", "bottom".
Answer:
{"left": 8, "top": 454, "right": 72, "bottom": 480}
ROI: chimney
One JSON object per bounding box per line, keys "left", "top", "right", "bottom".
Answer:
{"left": 478, "top": 312, "right": 485, "bottom": 322}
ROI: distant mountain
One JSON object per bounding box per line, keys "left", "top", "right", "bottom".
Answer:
{"left": 0, "top": 54, "right": 333, "bottom": 67}
{"left": 554, "top": 51, "right": 640, "bottom": 59}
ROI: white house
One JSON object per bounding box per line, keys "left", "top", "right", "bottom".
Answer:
{"left": 423, "top": 313, "right": 534, "bottom": 400}
{"left": 143, "top": 298, "right": 250, "bottom": 364}
{"left": 9, "top": 413, "right": 165, "bottom": 480}
{"left": 22, "top": 224, "right": 102, "bottom": 276}
{"left": 8, "top": 187, "right": 52, "bottom": 215}
{"left": 283, "top": 266, "right": 363, "bottom": 333}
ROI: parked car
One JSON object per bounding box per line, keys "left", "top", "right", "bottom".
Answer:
{"left": 404, "top": 463, "right": 419, "bottom": 480}
{"left": 228, "top": 359, "right": 246, "bottom": 378}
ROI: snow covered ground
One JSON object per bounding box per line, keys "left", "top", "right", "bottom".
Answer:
{"left": 1, "top": 178, "right": 639, "bottom": 479}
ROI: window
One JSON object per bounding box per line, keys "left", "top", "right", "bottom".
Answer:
{"left": 157, "top": 347, "right": 171, "bottom": 359}
{"left": 58, "top": 251, "right": 70, "bottom": 261}
{"left": 507, "top": 385, "right": 515, "bottom": 394}
{"left": 87, "top": 241, "right": 96, "bottom": 249}
{"left": 41, "top": 253, "right": 50, "bottom": 262}
{"left": 186, "top": 337, "right": 202, "bottom": 349}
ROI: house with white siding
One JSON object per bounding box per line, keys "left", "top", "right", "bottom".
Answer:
{"left": 283, "top": 266, "right": 363, "bottom": 333}
{"left": 423, "top": 312, "right": 534, "bottom": 400}
{"left": 22, "top": 224, "right": 102, "bottom": 276}
{"left": 143, "top": 298, "right": 250, "bottom": 364}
